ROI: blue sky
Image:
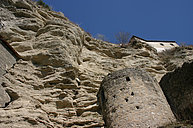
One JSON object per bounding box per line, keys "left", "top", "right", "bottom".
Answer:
{"left": 43, "top": 0, "right": 193, "bottom": 45}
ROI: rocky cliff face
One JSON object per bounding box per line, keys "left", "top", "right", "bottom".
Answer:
{"left": 0, "top": 0, "right": 193, "bottom": 128}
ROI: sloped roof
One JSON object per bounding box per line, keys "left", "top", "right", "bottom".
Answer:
{"left": 130, "top": 35, "right": 177, "bottom": 43}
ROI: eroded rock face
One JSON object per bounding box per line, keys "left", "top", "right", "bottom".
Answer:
{"left": 0, "top": 0, "right": 192, "bottom": 127}
{"left": 160, "top": 61, "right": 193, "bottom": 121}
{"left": 97, "top": 68, "right": 176, "bottom": 128}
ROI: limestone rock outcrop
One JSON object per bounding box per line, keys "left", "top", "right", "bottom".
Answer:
{"left": 97, "top": 68, "right": 176, "bottom": 128}
{"left": 0, "top": 0, "right": 192, "bottom": 127}
{"left": 160, "top": 61, "right": 193, "bottom": 121}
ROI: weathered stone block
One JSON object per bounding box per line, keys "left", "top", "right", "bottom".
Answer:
{"left": 160, "top": 61, "right": 193, "bottom": 121}
{"left": 97, "top": 68, "right": 176, "bottom": 128}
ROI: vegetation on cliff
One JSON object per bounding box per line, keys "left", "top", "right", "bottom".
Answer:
{"left": 35, "top": 0, "right": 51, "bottom": 10}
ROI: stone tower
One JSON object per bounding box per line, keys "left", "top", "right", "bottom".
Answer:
{"left": 97, "top": 68, "right": 176, "bottom": 128}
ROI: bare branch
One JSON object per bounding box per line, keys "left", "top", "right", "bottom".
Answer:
{"left": 115, "top": 32, "right": 131, "bottom": 44}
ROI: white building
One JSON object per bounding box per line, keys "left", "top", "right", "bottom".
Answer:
{"left": 129, "top": 36, "right": 179, "bottom": 52}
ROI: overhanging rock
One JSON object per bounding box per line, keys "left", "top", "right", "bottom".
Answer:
{"left": 97, "top": 68, "right": 176, "bottom": 128}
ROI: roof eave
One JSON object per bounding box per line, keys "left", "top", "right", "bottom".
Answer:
{"left": 130, "top": 35, "right": 177, "bottom": 44}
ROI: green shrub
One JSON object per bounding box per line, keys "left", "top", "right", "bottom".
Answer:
{"left": 36, "top": 0, "right": 51, "bottom": 10}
